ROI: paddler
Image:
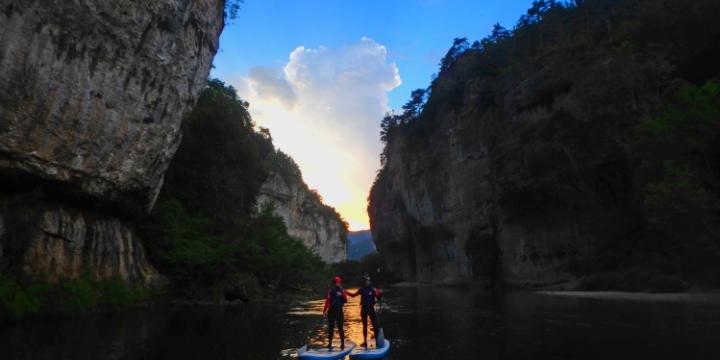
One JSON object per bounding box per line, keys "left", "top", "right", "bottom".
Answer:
{"left": 322, "top": 276, "right": 348, "bottom": 350}
{"left": 347, "top": 273, "right": 382, "bottom": 348}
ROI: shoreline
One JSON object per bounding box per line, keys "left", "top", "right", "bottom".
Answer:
{"left": 388, "top": 281, "right": 720, "bottom": 303}
{"left": 536, "top": 290, "right": 720, "bottom": 303}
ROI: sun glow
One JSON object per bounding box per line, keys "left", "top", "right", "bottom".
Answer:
{"left": 233, "top": 39, "right": 401, "bottom": 231}
{"left": 247, "top": 96, "right": 373, "bottom": 231}
{"left": 296, "top": 288, "right": 370, "bottom": 346}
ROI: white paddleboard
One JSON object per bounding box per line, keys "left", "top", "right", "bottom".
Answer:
{"left": 350, "top": 338, "right": 391, "bottom": 359}
{"left": 299, "top": 340, "right": 356, "bottom": 360}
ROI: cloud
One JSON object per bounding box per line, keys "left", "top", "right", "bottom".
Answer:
{"left": 246, "top": 67, "right": 297, "bottom": 109}
{"left": 231, "top": 38, "right": 401, "bottom": 230}
{"left": 285, "top": 37, "right": 401, "bottom": 95}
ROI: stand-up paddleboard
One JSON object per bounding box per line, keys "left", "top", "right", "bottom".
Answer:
{"left": 299, "top": 340, "right": 356, "bottom": 360}
{"left": 350, "top": 338, "right": 391, "bottom": 359}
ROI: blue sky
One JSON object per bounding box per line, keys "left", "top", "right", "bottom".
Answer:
{"left": 210, "top": 0, "right": 536, "bottom": 230}
{"left": 211, "top": 0, "right": 534, "bottom": 109}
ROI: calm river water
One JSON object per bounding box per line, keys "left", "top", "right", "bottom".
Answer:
{"left": 3, "top": 285, "right": 720, "bottom": 359}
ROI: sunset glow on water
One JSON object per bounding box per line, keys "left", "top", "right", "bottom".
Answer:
{"left": 291, "top": 288, "right": 378, "bottom": 348}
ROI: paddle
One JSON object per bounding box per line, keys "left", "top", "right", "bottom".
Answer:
{"left": 375, "top": 297, "right": 385, "bottom": 348}
{"left": 299, "top": 314, "right": 326, "bottom": 354}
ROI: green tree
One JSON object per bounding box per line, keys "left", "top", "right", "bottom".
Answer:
{"left": 141, "top": 79, "right": 334, "bottom": 298}
{"left": 161, "top": 79, "right": 273, "bottom": 226}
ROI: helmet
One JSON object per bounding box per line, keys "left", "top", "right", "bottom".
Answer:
{"left": 332, "top": 276, "right": 342, "bottom": 285}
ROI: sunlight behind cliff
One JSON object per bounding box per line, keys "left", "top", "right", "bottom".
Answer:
{"left": 232, "top": 38, "right": 401, "bottom": 230}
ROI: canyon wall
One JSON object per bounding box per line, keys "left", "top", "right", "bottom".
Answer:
{"left": 0, "top": 0, "right": 224, "bottom": 284}
{"left": 369, "top": 1, "right": 720, "bottom": 287}
{"left": 257, "top": 173, "right": 347, "bottom": 264}
{"left": 369, "top": 52, "right": 650, "bottom": 285}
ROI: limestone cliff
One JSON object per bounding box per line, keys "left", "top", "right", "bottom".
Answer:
{"left": 15, "top": 205, "right": 160, "bottom": 284}
{"left": 369, "top": 1, "right": 720, "bottom": 287}
{"left": 0, "top": 0, "right": 224, "bottom": 284}
{"left": 258, "top": 173, "right": 347, "bottom": 264}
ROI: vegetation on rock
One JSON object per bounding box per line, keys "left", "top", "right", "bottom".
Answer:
{"left": 140, "top": 79, "right": 335, "bottom": 300}
{"left": 0, "top": 275, "right": 151, "bottom": 318}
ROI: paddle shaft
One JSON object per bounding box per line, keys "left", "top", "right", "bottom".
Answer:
{"left": 302, "top": 315, "right": 326, "bottom": 348}
{"left": 374, "top": 297, "right": 386, "bottom": 348}
{"left": 376, "top": 298, "right": 382, "bottom": 326}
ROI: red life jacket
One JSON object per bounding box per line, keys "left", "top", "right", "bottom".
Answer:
{"left": 323, "top": 285, "right": 347, "bottom": 312}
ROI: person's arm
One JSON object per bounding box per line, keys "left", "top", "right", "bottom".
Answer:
{"left": 373, "top": 288, "right": 382, "bottom": 300}
{"left": 322, "top": 290, "right": 330, "bottom": 314}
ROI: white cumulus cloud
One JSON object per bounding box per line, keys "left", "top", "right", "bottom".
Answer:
{"left": 246, "top": 67, "right": 297, "bottom": 109}
{"left": 232, "top": 37, "right": 401, "bottom": 230}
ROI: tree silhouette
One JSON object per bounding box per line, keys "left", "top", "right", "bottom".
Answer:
{"left": 380, "top": 113, "right": 399, "bottom": 144}
{"left": 439, "top": 37, "right": 470, "bottom": 74}
{"left": 401, "top": 88, "right": 428, "bottom": 121}
{"left": 489, "top": 23, "right": 511, "bottom": 43}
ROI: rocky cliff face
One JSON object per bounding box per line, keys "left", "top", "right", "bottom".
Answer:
{"left": 258, "top": 173, "right": 347, "bottom": 263}
{"left": 369, "top": 1, "right": 720, "bottom": 287}
{"left": 0, "top": 0, "right": 224, "bottom": 284}
{"left": 369, "top": 119, "right": 497, "bottom": 284}
{"left": 14, "top": 205, "right": 161, "bottom": 284}
{"left": 369, "top": 52, "right": 648, "bottom": 285}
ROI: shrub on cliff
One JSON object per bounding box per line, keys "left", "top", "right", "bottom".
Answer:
{"left": 0, "top": 276, "right": 43, "bottom": 317}
{"left": 224, "top": 0, "right": 244, "bottom": 19}
{"left": 633, "top": 80, "right": 720, "bottom": 284}
{"left": 161, "top": 78, "right": 272, "bottom": 226}
{"left": 144, "top": 199, "right": 325, "bottom": 297}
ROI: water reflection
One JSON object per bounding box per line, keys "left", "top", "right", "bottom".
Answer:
{"left": 288, "top": 286, "right": 720, "bottom": 360}
{"left": 297, "top": 288, "right": 373, "bottom": 347}
{"left": 2, "top": 304, "right": 286, "bottom": 360}
{"left": 3, "top": 287, "right": 720, "bottom": 360}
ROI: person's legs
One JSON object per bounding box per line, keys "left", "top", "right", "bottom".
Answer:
{"left": 368, "top": 307, "right": 379, "bottom": 340}
{"left": 360, "top": 307, "right": 369, "bottom": 346}
{"left": 337, "top": 310, "right": 345, "bottom": 349}
{"left": 327, "top": 310, "right": 336, "bottom": 348}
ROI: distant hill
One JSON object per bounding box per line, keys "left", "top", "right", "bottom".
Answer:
{"left": 347, "top": 230, "right": 376, "bottom": 261}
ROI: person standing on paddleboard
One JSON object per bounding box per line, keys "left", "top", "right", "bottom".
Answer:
{"left": 322, "top": 276, "right": 348, "bottom": 350}
{"left": 347, "top": 274, "right": 382, "bottom": 348}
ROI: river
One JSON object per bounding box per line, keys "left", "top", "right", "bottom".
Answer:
{"left": 3, "top": 285, "right": 720, "bottom": 359}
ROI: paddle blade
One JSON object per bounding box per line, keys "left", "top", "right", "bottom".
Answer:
{"left": 298, "top": 344, "right": 307, "bottom": 355}
{"left": 376, "top": 328, "right": 385, "bottom": 348}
